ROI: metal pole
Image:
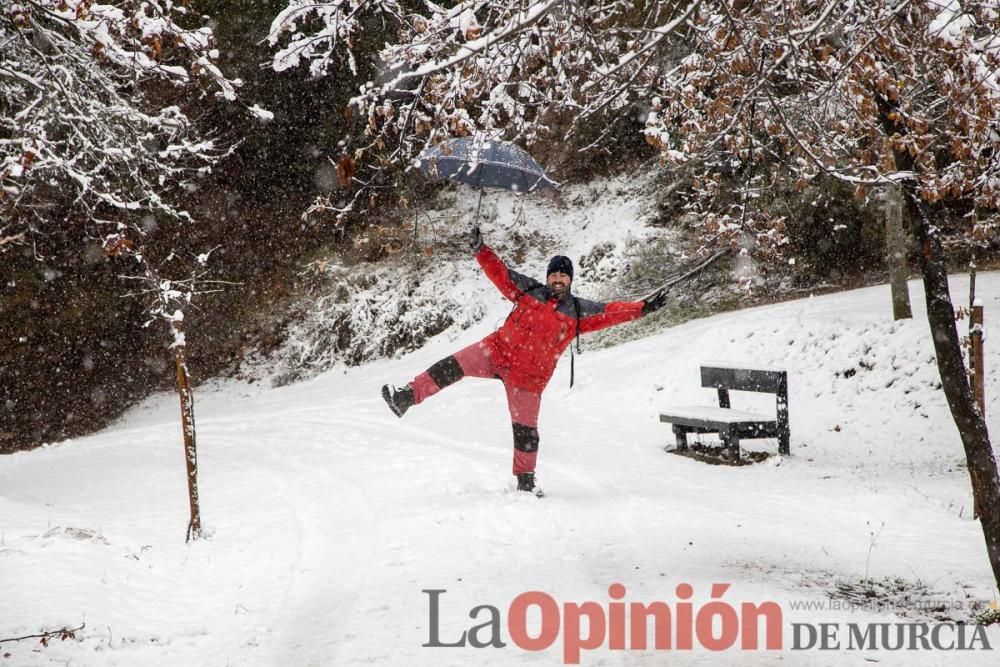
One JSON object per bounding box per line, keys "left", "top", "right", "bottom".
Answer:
{"left": 474, "top": 187, "right": 484, "bottom": 224}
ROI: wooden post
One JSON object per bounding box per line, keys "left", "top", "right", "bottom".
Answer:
{"left": 971, "top": 303, "right": 985, "bottom": 418}
{"left": 969, "top": 301, "right": 985, "bottom": 520}
{"left": 776, "top": 374, "right": 790, "bottom": 456}
{"left": 717, "top": 387, "right": 731, "bottom": 409}
{"left": 886, "top": 182, "right": 913, "bottom": 320}
{"left": 969, "top": 262, "right": 977, "bottom": 313}
{"left": 172, "top": 319, "right": 202, "bottom": 542}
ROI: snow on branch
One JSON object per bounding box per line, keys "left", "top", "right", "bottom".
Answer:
{"left": 1, "top": 1, "right": 243, "bottom": 253}
{"left": 642, "top": 0, "right": 1000, "bottom": 259}
{"left": 376, "top": 0, "right": 561, "bottom": 91}
{"left": 268, "top": 0, "right": 696, "bottom": 221}
{"left": 268, "top": 0, "right": 403, "bottom": 77}
{"left": 581, "top": 0, "right": 701, "bottom": 93}
{"left": 24, "top": 0, "right": 239, "bottom": 99}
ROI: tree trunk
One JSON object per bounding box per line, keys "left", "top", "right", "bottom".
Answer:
{"left": 172, "top": 319, "right": 202, "bottom": 542}
{"left": 907, "top": 188, "right": 1000, "bottom": 591}
{"left": 885, "top": 182, "right": 912, "bottom": 320}
{"left": 880, "top": 89, "right": 1000, "bottom": 587}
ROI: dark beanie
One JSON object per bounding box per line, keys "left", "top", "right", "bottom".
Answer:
{"left": 547, "top": 255, "right": 574, "bottom": 279}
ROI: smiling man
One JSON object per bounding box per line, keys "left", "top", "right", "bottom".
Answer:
{"left": 381, "top": 225, "right": 669, "bottom": 495}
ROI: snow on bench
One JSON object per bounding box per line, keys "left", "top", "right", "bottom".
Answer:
{"left": 660, "top": 365, "right": 790, "bottom": 462}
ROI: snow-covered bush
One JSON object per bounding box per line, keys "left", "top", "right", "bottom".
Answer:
{"left": 270, "top": 256, "right": 487, "bottom": 385}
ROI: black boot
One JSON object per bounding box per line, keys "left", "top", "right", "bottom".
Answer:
{"left": 381, "top": 384, "right": 414, "bottom": 418}
{"left": 516, "top": 472, "right": 536, "bottom": 492}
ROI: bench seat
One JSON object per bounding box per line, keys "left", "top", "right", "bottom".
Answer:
{"left": 659, "top": 365, "right": 790, "bottom": 461}
{"left": 659, "top": 406, "right": 773, "bottom": 425}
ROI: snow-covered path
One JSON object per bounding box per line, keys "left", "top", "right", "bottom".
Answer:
{"left": 3, "top": 274, "right": 1000, "bottom": 665}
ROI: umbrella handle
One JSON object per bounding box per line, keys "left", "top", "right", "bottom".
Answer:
{"left": 474, "top": 155, "right": 486, "bottom": 224}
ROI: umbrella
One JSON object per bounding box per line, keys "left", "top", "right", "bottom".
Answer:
{"left": 418, "top": 135, "right": 557, "bottom": 222}
{"left": 418, "top": 135, "right": 557, "bottom": 193}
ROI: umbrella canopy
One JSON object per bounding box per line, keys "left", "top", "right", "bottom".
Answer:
{"left": 418, "top": 136, "right": 557, "bottom": 193}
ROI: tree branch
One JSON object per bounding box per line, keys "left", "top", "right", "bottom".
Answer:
{"left": 0, "top": 623, "right": 85, "bottom": 644}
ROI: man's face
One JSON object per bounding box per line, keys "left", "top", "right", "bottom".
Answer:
{"left": 546, "top": 272, "right": 571, "bottom": 297}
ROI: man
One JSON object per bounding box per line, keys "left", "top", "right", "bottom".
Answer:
{"left": 381, "top": 226, "right": 669, "bottom": 495}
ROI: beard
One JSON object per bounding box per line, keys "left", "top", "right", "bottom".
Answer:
{"left": 549, "top": 280, "right": 569, "bottom": 295}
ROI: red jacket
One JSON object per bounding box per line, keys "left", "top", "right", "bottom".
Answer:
{"left": 477, "top": 245, "right": 645, "bottom": 391}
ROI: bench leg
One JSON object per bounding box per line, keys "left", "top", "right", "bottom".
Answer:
{"left": 672, "top": 425, "right": 688, "bottom": 452}
{"left": 778, "top": 430, "right": 790, "bottom": 456}
{"left": 721, "top": 429, "right": 740, "bottom": 463}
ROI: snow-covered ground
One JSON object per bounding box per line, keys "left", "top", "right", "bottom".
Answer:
{"left": 3, "top": 266, "right": 1000, "bottom": 665}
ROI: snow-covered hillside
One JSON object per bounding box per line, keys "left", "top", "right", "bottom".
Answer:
{"left": 264, "top": 174, "right": 695, "bottom": 384}
{"left": 2, "top": 266, "right": 999, "bottom": 665}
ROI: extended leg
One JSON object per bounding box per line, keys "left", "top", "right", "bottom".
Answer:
{"left": 512, "top": 423, "right": 540, "bottom": 475}
{"left": 409, "top": 340, "right": 496, "bottom": 405}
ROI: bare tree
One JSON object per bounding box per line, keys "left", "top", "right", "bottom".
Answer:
{"left": 114, "top": 237, "right": 231, "bottom": 541}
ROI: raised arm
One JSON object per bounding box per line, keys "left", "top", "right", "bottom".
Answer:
{"left": 576, "top": 298, "right": 646, "bottom": 334}
{"left": 476, "top": 243, "right": 542, "bottom": 302}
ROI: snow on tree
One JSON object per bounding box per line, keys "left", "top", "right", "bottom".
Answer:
{"left": 2, "top": 0, "right": 251, "bottom": 536}
{"left": 267, "top": 0, "right": 404, "bottom": 78}
{"left": 644, "top": 0, "right": 1000, "bottom": 262}
{"left": 1, "top": 0, "right": 241, "bottom": 254}
{"left": 268, "top": 0, "right": 696, "bottom": 219}
{"left": 643, "top": 0, "right": 1000, "bottom": 592}
{"left": 113, "top": 239, "right": 231, "bottom": 542}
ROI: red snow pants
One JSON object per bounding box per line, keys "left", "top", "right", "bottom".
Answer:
{"left": 409, "top": 340, "right": 542, "bottom": 475}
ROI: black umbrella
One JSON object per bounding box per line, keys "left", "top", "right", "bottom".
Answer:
{"left": 418, "top": 135, "right": 557, "bottom": 222}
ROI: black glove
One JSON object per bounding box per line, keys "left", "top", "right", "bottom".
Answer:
{"left": 642, "top": 287, "right": 669, "bottom": 315}
{"left": 468, "top": 225, "right": 484, "bottom": 252}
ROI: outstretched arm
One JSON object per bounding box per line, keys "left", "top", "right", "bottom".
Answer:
{"left": 577, "top": 299, "right": 646, "bottom": 334}
{"left": 476, "top": 243, "right": 542, "bottom": 303}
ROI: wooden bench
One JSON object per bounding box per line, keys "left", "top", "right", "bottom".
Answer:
{"left": 659, "top": 365, "right": 789, "bottom": 462}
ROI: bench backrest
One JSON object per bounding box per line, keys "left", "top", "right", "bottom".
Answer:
{"left": 700, "top": 366, "right": 787, "bottom": 395}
